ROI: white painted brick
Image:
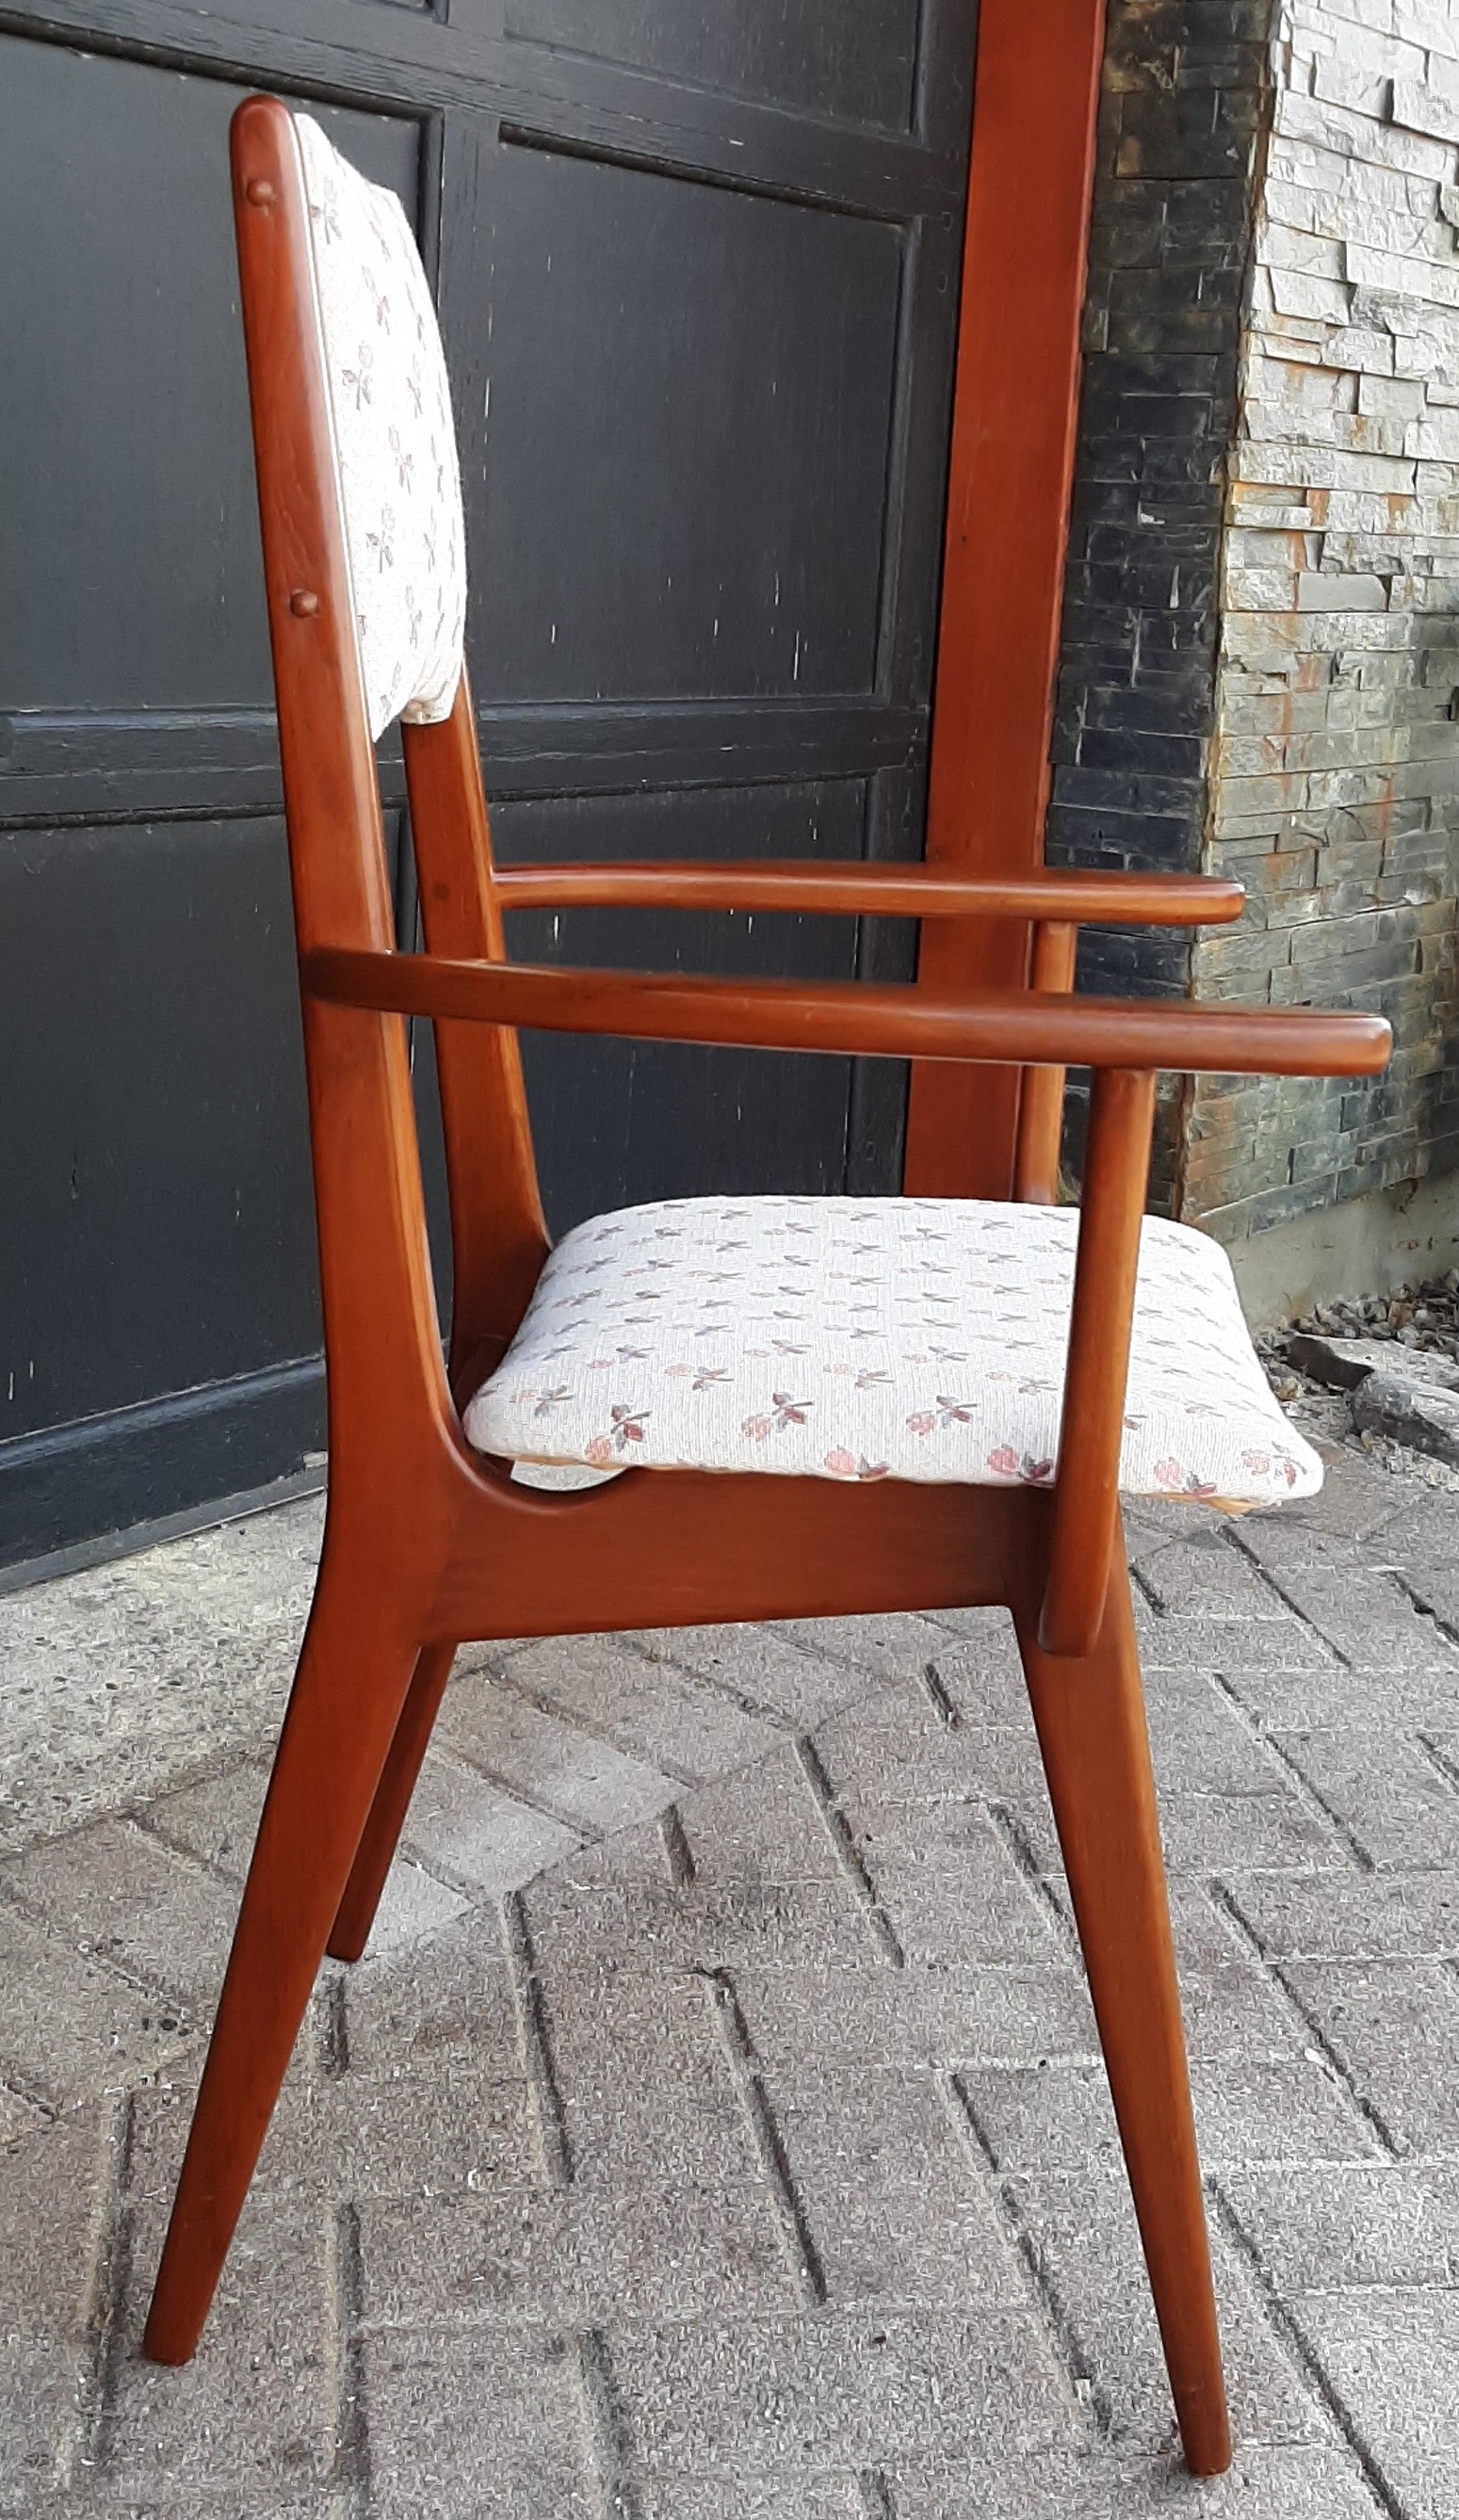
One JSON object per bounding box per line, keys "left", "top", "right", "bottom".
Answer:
{"left": 1357, "top": 372, "right": 1428, "bottom": 416}
{"left": 1346, "top": 240, "right": 1459, "bottom": 303}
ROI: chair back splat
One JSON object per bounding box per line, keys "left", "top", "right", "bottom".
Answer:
{"left": 142, "top": 86, "right": 1393, "bottom": 2484}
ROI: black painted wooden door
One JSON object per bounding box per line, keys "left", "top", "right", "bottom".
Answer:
{"left": 0, "top": 2, "right": 977, "bottom": 1567}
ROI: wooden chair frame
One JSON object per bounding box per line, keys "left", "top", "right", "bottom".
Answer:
{"left": 143, "top": 98, "right": 1391, "bottom": 2480}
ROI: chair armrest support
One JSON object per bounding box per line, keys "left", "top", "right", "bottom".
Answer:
{"left": 1039, "top": 1067, "right": 1158, "bottom": 1658}
{"left": 491, "top": 861, "right": 1247, "bottom": 928}
{"left": 301, "top": 946, "right": 1392, "bottom": 1080}
{"left": 1013, "top": 923, "right": 1078, "bottom": 1200}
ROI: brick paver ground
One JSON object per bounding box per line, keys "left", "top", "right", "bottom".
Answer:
{"left": 2, "top": 1443, "right": 1457, "bottom": 2516}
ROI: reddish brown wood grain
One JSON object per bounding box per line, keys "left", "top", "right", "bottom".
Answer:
{"left": 1013, "top": 921, "right": 1079, "bottom": 1201}
{"left": 302, "top": 942, "right": 1391, "bottom": 1081}
{"left": 1038, "top": 1067, "right": 1157, "bottom": 1656}
{"left": 905, "top": 0, "right": 1109, "bottom": 1198}
{"left": 1016, "top": 1555, "right": 1232, "bottom": 2475}
{"left": 493, "top": 862, "right": 1246, "bottom": 927}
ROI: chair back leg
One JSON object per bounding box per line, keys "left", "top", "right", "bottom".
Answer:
{"left": 1014, "top": 1548, "right": 1232, "bottom": 2476}
{"left": 142, "top": 1557, "right": 420, "bottom": 2364}
{"left": 328, "top": 1639, "right": 458, "bottom": 1961}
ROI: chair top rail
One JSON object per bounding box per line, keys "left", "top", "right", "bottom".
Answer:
{"left": 492, "top": 862, "right": 1247, "bottom": 927}
{"left": 303, "top": 945, "right": 1392, "bottom": 1080}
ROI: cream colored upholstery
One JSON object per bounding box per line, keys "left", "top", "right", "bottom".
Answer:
{"left": 293, "top": 114, "right": 466, "bottom": 741}
{"left": 464, "top": 1195, "right": 1321, "bottom": 1507}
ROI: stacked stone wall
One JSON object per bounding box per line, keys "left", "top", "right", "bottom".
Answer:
{"left": 1189, "top": 0, "right": 1459, "bottom": 1244}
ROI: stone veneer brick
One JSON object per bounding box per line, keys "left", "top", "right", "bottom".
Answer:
{"left": 1192, "top": 0, "right": 1459, "bottom": 1242}
{"left": 1051, "top": 0, "right": 1459, "bottom": 1255}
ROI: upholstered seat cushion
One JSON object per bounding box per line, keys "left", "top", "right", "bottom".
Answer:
{"left": 463, "top": 1196, "right": 1320, "bottom": 1508}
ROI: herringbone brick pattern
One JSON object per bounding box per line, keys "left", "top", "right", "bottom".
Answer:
{"left": 2, "top": 1449, "right": 1457, "bottom": 2515}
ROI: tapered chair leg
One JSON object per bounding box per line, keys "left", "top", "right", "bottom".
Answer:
{"left": 1014, "top": 1550, "right": 1232, "bottom": 2477}
{"left": 328, "top": 1638, "right": 456, "bottom": 1961}
{"left": 143, "top": 1563, "right": 419, "bottom": 2365}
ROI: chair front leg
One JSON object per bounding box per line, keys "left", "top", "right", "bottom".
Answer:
{"left": 143, "top": 1555, "right": 420, "bottom": 2364}
{"left": 1015, "top": 1547, "right": 1231, "bottom": 2477}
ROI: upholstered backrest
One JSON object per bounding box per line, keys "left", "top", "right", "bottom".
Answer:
{"left": 292, "top": 114, "right": 466, "bottom": 742}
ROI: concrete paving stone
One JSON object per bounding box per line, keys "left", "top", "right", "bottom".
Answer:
{"left": 919, "top": 1620, "right": 1031, "bottom": 1728}
{"left": 1130, "top": 1609, "right": 1338, "bottom": 1676}
{"left": 1129, "top": 1532, "right": 1292, "bottom": 1622}
{"left": 1300, "top": 1734, "right": 1459, "bottom": 1874}
{"left": 139, "top": 1759, "right": 268, "bottom": 1882}
{"left": 1272, "top": 1726, "right": 1459, "bottom": 1869}
{"left": 361, "top": 1857, "right": 472, "bottom": 1959}
{"left": 1216, "top": 1656, "right": 1459, "bottom": 1731}
{"left": 0, "top": 2085, "right": 48, "bottom": 2143}
{"left": 609, "top": 2306, "right": 1077, "bottom": 2468}
{"left": 1036, "top": 1885, "right": 1308, "bottom": 2068}
{"left": 549, "top": 1810, "right": 678, "bottom": 1887}
{"left": 1008, "top": 1774, "right": 1343, "bottom": 1889}
{"left": 0, "top": 1502, "right": 317, "bottom": 1856}
{"left": 639, "top": 1623, "right": 876, "bottom": 1731}
{"left": 1144, "top": 1680, "right": 1318, "bottom": 1802}
{"left": 0, "top": 2331, "right": 87, "bottom": 2518}
{"left": 124, "top": 2058, "right": 327, "bottom": 2209}
{"left": 520, "top": 1876, "right": 880, "bottom": 1976}
{"left": 1172, "top": 1957, "right": 1308, "bottom": 2067}
{"left": 104, "top": 2189, "right": 335, "bottom": 2499}
{"left": 867, "top": 1831, "right": 1063, "bottom": 1969}
{"left": 770, "top": 1614, "right": 962, "bottom": 1690}
{"left": 358, "top": 2178, "right": 795, "bottom": 2329}
{"left": 1247, "top": 1566, "right": 1453, "bottom": 1672}
{"left": 489, "top": 1633, "right": 779, "bottom": 1782}
{"left": 813, "top": 1708, "right": 1051, "bottom": 1812}
{"left": 541, "top": 1957, "right": 752, "bottom": 2189}
{"left": 3, "top": 1817, "right": 241, "bottom": 2011}
{"left": 77, "top": 2502, "right": 325, "bottom": 2518}
{"left": 439, "top": 1668, "right": 676, "bottom": 1835}
{"left": 342, "top": 1909, "right": 517, "bottom": 2076}
{"left": 0, "top": 2102, "right": 112, "bottom": 2334}
{"left": 1289, "top": 2289, "right": 1459, "bottom": 2520}
{"left": 884, "top": 2445, "right": 1383, "bottom": 2518}
{"left": 1403, "top": 1553, "right": 1459, "bottom": 1639}
{"left": 399, "top": 1749, "right": 582, "bottom": 1895}
{"left": 1005, "top": 2173, "right": 1329, "bottom": 2454}
{"left": 729, "top": 1963, "right": 1098, "bottom": 2072}
{"left": 675, "top": 1743, "right": 845, "bottom": 1885}
{"left": 1282, "top": 1957, "right": 1459, "bottom": 2152}
{"left": 961, "top": 2055, "right": 1380, "bottom": 2176}
{"left": 636, "top": 2480, "right": 863, "bottom": 2520}
{"left": 848, "top": 1793, "right": 1049, "bottom": 1883}
{"left": 362, "top": 2326, "right": 596, "bottom": 2519}
{"left": 1235, "top": 1454, "right": 1407, "bottom": 1553}
{"left": 1221, "top": 1865, "right": 1459, "bottom": 1959}
{"left": 1220, "top": 2160, "right": 1459, "bottom": 2292}
{"left": 764, "top": 2062, "right": 971, "bottom": 2188}
{"left": 0, "top": 1898, "right": 195, "bottom": 2108}
{"left": 155, "top": 2053, "right": 537, "bottom": 2205}
{"left": 763, "top": 2065, "right": 1020, "bottom": 2310}
{"left": 1157, "top": 1789, "right": 1347, "bottom": 1876}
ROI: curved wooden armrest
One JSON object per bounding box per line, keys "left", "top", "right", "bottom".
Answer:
{"left": 492, "top": 861, "right": 1248, "bottom": 928}
{"left": 302, "top": 946, "right": 1391, "bottom": 1080}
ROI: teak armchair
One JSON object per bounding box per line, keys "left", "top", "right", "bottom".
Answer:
{"left": 143, "top": 96, "right": 1391, "bottom": 2480}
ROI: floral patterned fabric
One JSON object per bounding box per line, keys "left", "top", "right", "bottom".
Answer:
{"left": 463, "top": 1196, "right": 1322, "bottom": 1508}
{"left": 293, "top": 115, "right": 466, "bottom": 742}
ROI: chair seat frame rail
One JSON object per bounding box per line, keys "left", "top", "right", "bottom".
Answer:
{"left": 141, "top": 95, "right": 1390, "bottom": 2488}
